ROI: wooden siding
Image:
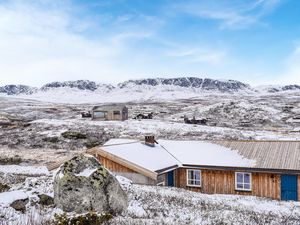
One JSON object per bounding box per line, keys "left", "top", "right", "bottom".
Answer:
{"left": 97, "top": 155, "right": 135, "bottom": 173}
{"left": 175, "top": 168, "right": 281, "bottom": 200}
{"left": 87, "top": 148, "right": 158, "bottom": 180}
{"left": 95, "top": 154, "right": 156, "bottom": 185}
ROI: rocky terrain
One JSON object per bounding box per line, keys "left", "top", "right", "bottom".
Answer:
{"left": 0, "top": 89, "right": 299, "bottom": 166}
{"left": 0, "top": 77, "right": 300, "bottom": 224}
{"left": 1, "top": 164, "right": 300, "bottom": 225}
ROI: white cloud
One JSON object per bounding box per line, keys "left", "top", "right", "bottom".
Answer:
{"left": 0, "top": 0, "right": 289, "bottom": 87}
{"left": 172, "top": 0, "right": 281, "bottom": 29}
{"left": 0, "top": 1, "right": 124, "bottom": 86}
{"left": 275, "top": 46, "right": 300, "bottom": 85}
{"left": 166, "top": 47, "right": 226, "bottom": 64}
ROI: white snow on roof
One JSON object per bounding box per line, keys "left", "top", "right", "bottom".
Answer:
{"left": 158, "top": 140, "right": 256, "bottom": 168}
{"left": 102, "top": 139, "right": 178, "bottom": 172}
{"left": 101, "top": 139, "right": 255, "bottom": 172}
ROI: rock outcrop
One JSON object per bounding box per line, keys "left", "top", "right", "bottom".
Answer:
{"left": 10, "top": 198, "right": 29, "bottom": 213}
{"left": 53, "top": 154, "right": 127, "bottom": 215}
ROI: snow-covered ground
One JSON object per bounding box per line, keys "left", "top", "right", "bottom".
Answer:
{"left": 33, "top": 118, "right": 300, "bottom": 141}
{"left": 0, "top": 165, "right": 49, "bottom": 176}
{"left": 9, "top": 86, "right": 251, "bottom": 104}
{"left": 111, "top": 183, "right": 300, "bottom": 225}
{"left": 1, "top": 166, "right": 300, "bottom": 225}
{"left": 4, "top": 84, "right": 300, "bottom": 104}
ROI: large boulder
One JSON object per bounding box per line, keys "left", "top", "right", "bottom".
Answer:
{"left": 53, "top": 154, "right": 127, "bottom": 215}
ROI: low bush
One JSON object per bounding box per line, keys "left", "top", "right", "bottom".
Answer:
{"left": 61, "top": 131, "right": 87, "bottom": 139}
{"left": 0, "top": 183, "right": 10, "bottom": 192}
{"left": 53, "top": 212, "right": 112, "bottom": 225}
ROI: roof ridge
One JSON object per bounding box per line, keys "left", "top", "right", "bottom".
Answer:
{"left": 102, "top": 141, "right": 140, "bottom": 147}
{"left": 157, "top": 142, "right": 183, "bottom": 167}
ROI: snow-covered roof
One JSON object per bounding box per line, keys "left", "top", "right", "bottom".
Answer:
{"left": 158, "top": 140, "right": 256, "bottom": 168}
{"left": 100, "top": 139, "right": 255, "bottom": 173}
{"left": 98, "top": 139, "right": 300, "bottom": 175}
{"left": 101, "top": 139, "right": 178, "bottom": 172}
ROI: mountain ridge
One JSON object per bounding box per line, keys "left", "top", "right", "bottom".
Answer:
{"left": 1, "top": 77, "right": 300, "bottom": 96}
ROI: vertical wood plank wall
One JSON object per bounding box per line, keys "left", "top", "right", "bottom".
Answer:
{"left": 95, "top": 155, "right": 135, "bottom": 173}
{"left": 175, "top": 168, "right": 281, "bottom": 200}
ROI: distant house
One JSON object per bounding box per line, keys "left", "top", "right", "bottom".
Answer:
{"left": 133, "top": 112, "right": 153, "bottom": 120}
{"left": 287, "top": 115, "right": 300, "bottom": 124}
{"left": 88, "top": 138, "right": 300, "bottom": 201}
{"left": 184, "top": 116, "right": 207, "bottom": 125}
{"left": 92, "top": 105, "right": 128, "bottom": 121}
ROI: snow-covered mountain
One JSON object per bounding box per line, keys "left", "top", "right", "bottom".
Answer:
{"left": 0, "top": 77, "right": 299, "bottom": 103}
{"left": 41, "top": 80, "right": 114, "bottom": 92}
{"left": 0, "top": 77, "right": 252, "bottom": 94}
{"left": 118, "top": 77, "right": 251, "bottom": 93}
{"left": 0, "top": 85, "right": 37, "bottom": 95}
{"left": 256, "top": 84, "right": 300, "bottom": 93}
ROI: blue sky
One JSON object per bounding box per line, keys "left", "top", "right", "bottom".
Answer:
{"left": 0, "top": 0, "right": 300, "bottom": 86}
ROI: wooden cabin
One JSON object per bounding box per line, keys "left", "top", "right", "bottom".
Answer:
{"left": 92, "top": 105, "right": 128, "bottom": 121}
{"left": 88, "top": 138, "right": 300, "bottom": 201}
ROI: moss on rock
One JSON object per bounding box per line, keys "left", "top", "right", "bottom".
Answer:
{"left": 53, "top": 212, "right": 112, "bottom": 225}
{"left": 38, "top": 194, "right": 54, "bottom": 206}
{"left": 54, "top": 154, "right": 128, "bottom": 214}
{"left": 0, "top": 183, "right": 10, "bottom": 192}
{"left": 0, "top": 156, "right": 22, "bottom": 165}
{"left": 61, "top": 131, "right": 87, "bottom": 139}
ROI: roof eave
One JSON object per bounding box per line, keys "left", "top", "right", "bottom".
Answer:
{"left": 181, "top": 164, "right": 300, "bottom": 174}
{"left": 87, "top": 147, "right": 158, "bottom": 180}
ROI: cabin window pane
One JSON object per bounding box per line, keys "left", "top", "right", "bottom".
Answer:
{"left": 237, "top": 183, "right": 243, "bottom": 189}
{"left": 113, "top": 111, "right": 121, "bottom": 115}
{"left": 235, "top": 172, "right": 251, "bottom": 191}
{"left": 94, "top": 111, "right": 107, "bottom": 118}
{"left": 237, "top": 173, "right": 243, "bottom": 183}
{"left": 244, "top": 183, "right": 251, "bottom": 190}
{"left": 157, "top": 174, "right": 165, "bottom": 186}
{"left": 244, "top": 174, "right": 250, "bottom": 183}
{"left": 187, "top": 169, "right": 201, "bottom": 187}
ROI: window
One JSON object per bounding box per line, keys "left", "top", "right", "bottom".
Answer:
{"left": 187, "top": 169, "right": 201, "bottom": 187}
{"left": 113, "top": 110, "right": 121, "bottom": 115}
{"left": 93, "top": 111, "right": 107, "bottom": 118}
{"left": 235, "top": 172, "right": 252, "bottom": 191}
{"left": 156, "top": 174, "right": 165, "bottom": 186}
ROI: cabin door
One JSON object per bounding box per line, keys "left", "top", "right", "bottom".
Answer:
{"left": 167, "top": 171, "right": 174, "bottom": 187}
{"left": 281, "top": 175, "right": 298, "bottom": 201}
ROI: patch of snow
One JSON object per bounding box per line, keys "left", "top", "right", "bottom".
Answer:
{"left": 74, "top": 168, "right": 97, "bottom": 177}
{"left": 127, "top": 200, "right": 147, "bottom": 217}
{"left": 0, "top": 191, "right": 28, "bottom": 206}
{"left": 0, "top": 165, "right": 49, "bottom": 175}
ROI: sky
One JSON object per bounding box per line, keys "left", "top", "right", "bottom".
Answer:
{"left": 0, "top": 0, "right": 300, "bottom": 87}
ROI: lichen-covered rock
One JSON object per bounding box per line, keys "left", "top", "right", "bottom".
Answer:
{"left": 38, "top": 194, "right": 54, "bottom": 206}
{"left": 54, "top": 154, "right": 127, "bottom": 215}
{"left": 10, "top": 198, "right": 29, "bottom": 213}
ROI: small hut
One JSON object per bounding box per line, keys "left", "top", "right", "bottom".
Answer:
{"left": 92, "top": 105, "right": 128, "bottom": 121}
